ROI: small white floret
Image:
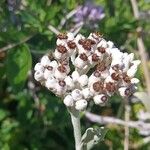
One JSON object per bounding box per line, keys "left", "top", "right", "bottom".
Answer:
{"left": 63, "top": 95, "right": 74, "bottom": 107}
{"left": 75, "top": 99, "right": 87, "bottom": 111}
{"left": 71, "top": 89, "right": 82, "bottom": 101}
{"left": 78, "top": 75, "right": 88, "bottom": 87}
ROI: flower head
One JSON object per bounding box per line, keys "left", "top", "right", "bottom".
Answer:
{"left": 34, "top": 32, "right": 140, "bottom": 111}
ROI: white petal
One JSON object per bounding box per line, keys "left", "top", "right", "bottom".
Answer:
{"left": 72, "top": 71, "right": 80, "bottom": 82}
{"left": 107, "top": 41, "right": 114, "bottom": 48}
{"left": 34, "top": 63, "right": 44, "bottom": 71}
{"left": 93, "top": 94, "right": 108, "bottom": 105}
{"left": 64, "top": 76, "right": 74, "bottom": 90}
{"left": 44, "top": 69, "right": 53, "bottom": 79}
{"left": 34, "top": 71, "right": 44, "bottom": 81}
{"left": 56, "top": 39, "right": 66, "bottom": 45}
{"left": 131, "top": 78, "right": 140, "bottom": 84}
{"left": 67, "top": 32, "right": 74, "bottom": 41}
{"left": 128, "top": 53, "right": 134, "bottom": 61}
{"left": 41, "top": 55, "right": 51, "bottom": 66}
{"left": 54, "top": 50, "right": 63, "bottom": 60}
{"left": 74, "top": 57, "right": 87, "bottom": 68}
{"left": 127, "top": 66, "right": 137, "bottom": 77}
{"left": 118, "top": 87, "right": 127, "bottom": 97}
{"left": 97, "top": 39, "right": 107, "bottom": 48}
{"left": 45, "top": 76, "right": 56, "bottom": 89}
{"left": 50, "top": 61, "right": 58, "bottom": 69}
{"left": 54, "top": 69, "right": 67, "bottom": 79}
{"left": 88, "top": 74, "right": 100, "bottom": 86}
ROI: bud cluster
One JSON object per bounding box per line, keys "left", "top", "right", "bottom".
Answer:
{"left": 34, "top": 32, "right": 140, "bottom": 111}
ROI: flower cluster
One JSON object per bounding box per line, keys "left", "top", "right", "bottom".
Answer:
{"left": 34, "top": 32, "right": 140, "bottom": 111}
{"left": 74, "top": 2, "right": 105, "bottom": 27}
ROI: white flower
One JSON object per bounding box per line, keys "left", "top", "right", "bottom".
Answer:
{"left": 131, "top": 78, "right": 139, "bottom": 84}
{"left": 74, "top": 55, "right": 87, "bottom": 68}
{"left": 49, "top": 60, "right": 58, "bottom": 69}
{"left": 54, "top": 66, "right": 67, "bottom": 79}
{"left": 34, "top": 32, "right": 140, "bottom": 111}
{"left": 63, "top": 95, "right": 74, "bottom": 107}
{"left": 88, "top": 73, "right": 100, "bottom": 86}
{"left": 93, "top": 94, "right": 108, "bottom": 106}
{"left": 55, "top": 80, "right": 67, "bottom": 96}
{"left": 107, "top": 41, "right": 114, "bottom": 48}
{"left": 54, "top": 49, "right": 63, "bottom": 60}
{"left": 67, "top": 32, "right": 74, "bottom": 41}
{"left": 75, "top": 99, "right": 87, "bottom": 111}
{"left": 97, "top": 39, "right": 107, "bottom": 48}
{"left": 72, "top": 71, "right": 80, "bottom": 82}
{"left": 82, "top": 88, "right": 93, "bottom": 99}
{"left": 65, "top": 76, "right": 75, "bottom": 90}
{"left": 45, "top": 76, "right": 56, "bottom": 89}
{"left": 34, "top": 71, "right": 44, "bottom": 81}
{"left": 44, "top": 67, "right": 53, "bottom": 79}
{"left": 127, "top": 66, "right": 138, "bottom": 77}
{"left": 41, "top": 55, "right": 51, "bottom": 66}
{"left": 78, "top": 75, "right": 88, "bottom": 87}
{"left": 118, "top": 87, "right": 131, "bottom": 97}
{"left": 34, "top": 63, "right": 44, "bottom": 72}
{"left": 71, "top": 89, "right": 82, "bottom": 101}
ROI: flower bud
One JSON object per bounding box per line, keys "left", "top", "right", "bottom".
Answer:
{"left": 74, "top": 56, "right": 87, "bottom": 68}
{"left": 44, "top": 67, "right": 53, "bottom": 79}
{"left": 34, "top": 71, "right": 44, "bottom": 81}
{"left": 64, "top": 76, "right": 74, "bottom": 90}
{"left": 71, "top": 89, "right": 82, "bottom": 101}
{"left": 45, "top": 76, "right": 56, "bottom": 89}
{"left": 93, "top": 94, "right": 108, "bottom": 105}
{"left": 82, "top": 88, "right": 92, "bottom": 99}
{"left": 41, "top": 55, "right": 51, "bottom": 66}
{"left": 50, "top": 60, "right": 58, "bottom": 69}
{"left": 72, "top": 71, "right": 80, "bottom": 82}
{"left": 63, "top": 95, "right": 74, "bottom": 107}
{"left": 118, "top": 87, "right": 132, "bottom": 97}
{"left": 55, "top": 80, "right": 67, "bottom": 96}
{"left": 34, "top": 63, "right": 44, "bottom": 72}
{"left": 55, "top": 66, "right": 67, "bottom": 79}
{"left": 107, "top": 41, "right": 114, "bottom": 48}
{"left": 78, "top": 75, "right": 88, "bottom": 87}
{"left": 75, "top": 99, "right": 87, "bottom": 111}
{"left": 127, "top": 66, "right": 137, "bottom": 77}
{"left": 131, "top": 78, "right": 139, "bottom": 84}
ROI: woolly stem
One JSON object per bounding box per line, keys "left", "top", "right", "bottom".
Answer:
{"left": 70, "top": 110, "right": 82, "bottom": 150}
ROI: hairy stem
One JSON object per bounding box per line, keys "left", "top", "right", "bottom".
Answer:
{"left": 70, "top": 111, "right": 82, "bottom": 150}
{"left": 124, "top": 100, "right": 130, "bottom": 150}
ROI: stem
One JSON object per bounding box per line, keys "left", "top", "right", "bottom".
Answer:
{"left": 124, "top": 100, "right": 130, "bottom": 150}
{"left": 70, "top": 111, "right": 82, "bottom": 150}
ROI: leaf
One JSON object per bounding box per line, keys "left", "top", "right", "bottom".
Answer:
{"left": 134, "top": 92, "right": 150, "bottom": 112}
{"left": 6, "top": 44, "right": 32, "bottom": 91}
{"left": 0, "top": 109, "right": 8, "bottom": 121}
{"left": 81, "top": 127, "right": 108, "bottom": 150}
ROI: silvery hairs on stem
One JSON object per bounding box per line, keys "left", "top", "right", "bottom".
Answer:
{"left": 34, "top": 32, "right": 140, "bottom": 111}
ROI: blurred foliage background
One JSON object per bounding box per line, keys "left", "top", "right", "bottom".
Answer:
{"left": 0, "top": 0, "right": 150, "bottom": 149}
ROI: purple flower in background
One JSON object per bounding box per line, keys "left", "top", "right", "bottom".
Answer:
{"left": 74, "top": 2, "right": 105, "bottom": 24}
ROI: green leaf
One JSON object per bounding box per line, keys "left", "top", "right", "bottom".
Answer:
{"left": 0, "top": 109, "right": 8, "bottom": 121}
{"left": 6, "top": 44, "right": 32, "bottom": 91}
